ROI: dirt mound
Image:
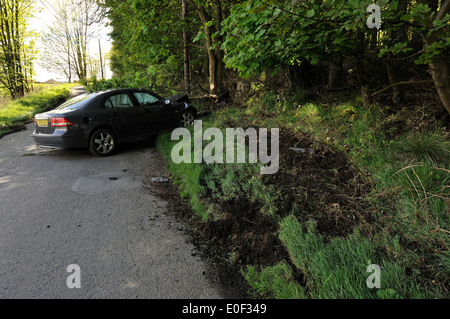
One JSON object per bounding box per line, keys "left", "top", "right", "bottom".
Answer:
{"left": 264, "top": 129, "right": 375, "bottom": 238}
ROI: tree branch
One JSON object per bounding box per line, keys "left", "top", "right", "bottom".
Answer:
{"left": 371, "top": 80, "right": 434, "bottom": 96}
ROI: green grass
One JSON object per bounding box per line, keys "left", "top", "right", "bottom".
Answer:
{"left": 0, "top": 83, "right": 76, "bottom": 135}
{"left": 279, "top": 216, "right": 427, "bottom": 299}
{"left": 242, "top": 263, "right": 306, "bottom": 299}
{"left": 156, "top": 128, "right": 210, "bottom": 220}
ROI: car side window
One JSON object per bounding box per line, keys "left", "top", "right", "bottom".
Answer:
{"left": 133, "top": 92, "right": 160, "bottom": 106}
{"left": 104, "top": 94, "right": 134, "bottom": 109}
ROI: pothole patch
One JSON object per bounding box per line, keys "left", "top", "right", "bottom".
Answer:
{"left": 71, "top": 172, "right": 141, "bottom": 195}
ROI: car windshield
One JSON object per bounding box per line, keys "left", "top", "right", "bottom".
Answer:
{"left": 54, "top": 94, "right": 97, "bottom": 111}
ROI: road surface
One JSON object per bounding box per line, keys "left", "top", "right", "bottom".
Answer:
{"left": 0, "top": 121, "right": 223, "bottom": 298}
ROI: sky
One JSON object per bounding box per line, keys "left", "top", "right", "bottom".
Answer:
{"left": 31, "top": 0, "right": 113, "bottom": 82}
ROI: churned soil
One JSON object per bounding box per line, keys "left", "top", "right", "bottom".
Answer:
{"left": 264, "top": 129, "right": 376, "bottom": 239}
{"left": 147, "top": 128, "right": 375, "bottom": 298}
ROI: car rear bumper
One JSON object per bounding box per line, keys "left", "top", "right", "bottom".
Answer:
{"left": 32, "top": 130, "right": 87, "bottom": 149}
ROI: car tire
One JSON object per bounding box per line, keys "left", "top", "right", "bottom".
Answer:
{"left": 89, "top": 129, "right": 117, "bottom": 156}
{"left": 180, "top": 110, "right": 195, "bottom": 127}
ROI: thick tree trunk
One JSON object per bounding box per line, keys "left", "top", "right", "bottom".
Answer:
{"left": 197, "top": 5, "right": 217, "bottom": 94}
{"left": 420, "top": 0, "right": 450, "bottom": 115}
{"left": 196, "top": 1, "right": 225, "bottom": 96}
{"left": 427, "top": 56, "right": 450, "bottom": 115}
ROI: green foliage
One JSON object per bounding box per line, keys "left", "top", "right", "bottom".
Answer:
{"left": 221, "top": 0, "right": 448, "bottom": 78}
{"left": 103, "top": 0, "right": 205, "bottom": 91}
{"left": 81, "top": 71, "right": 164, "bottom": 93}
{"left": 221, "top": 0, "right": 374, "bottom": 76}
{"left": 201, "top": 161, "right": 278, "bottom": 217}
{"left": 385, "top": 162, "right": 450, "bottom": 280}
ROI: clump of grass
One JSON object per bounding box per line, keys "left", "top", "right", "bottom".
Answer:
{"left": 242, "top": 263, "right": 306, "bottom": 299}
{"left": 201, "top": 162, "right": 278, "bottom": 217}
{"left": 388, "top": 163, "right": 450, "bottom": 282}
{"left": 394, "top": 131, "right": 450, "bottom": 166}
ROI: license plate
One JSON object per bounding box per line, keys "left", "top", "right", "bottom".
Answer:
{"left": 37, "top": 119, "right": 48, "bottom": 127}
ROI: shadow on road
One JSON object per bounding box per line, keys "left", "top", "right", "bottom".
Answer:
{"left": 38, "top": 135, "right": 158, "bottom": 159}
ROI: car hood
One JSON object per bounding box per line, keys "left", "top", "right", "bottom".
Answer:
{"left": 169, "top": 93, "right": 189, "bottom": 103}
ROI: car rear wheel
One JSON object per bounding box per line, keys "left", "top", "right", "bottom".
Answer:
{"left": 89, "top": 129, "right": 116, "bottom": 156}
{"left": 180, "top": 110, "right": 195, "bottom": 127}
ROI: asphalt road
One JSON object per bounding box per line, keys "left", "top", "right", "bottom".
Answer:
{"left": 0, "top": 121, "right": 223, "bottom": 298}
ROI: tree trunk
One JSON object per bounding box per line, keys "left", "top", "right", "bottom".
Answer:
{"left": 197, "top": 5, "right": 217, "bottom": 94}
{"left": 182, "top": 0, "right": 190, "bottom": 95}
{"left": 426, "top": 54, "right": 450, "bottom": 115}
{"left": 355, "top": 60, "right": 373, "bottom": 107}
{"left": 385, "top": 54, "right": 405, "bottom": 105}
{"left": 212, "top": 0, "right": 225, "bottom": 93}
{"left": 384, "top": 0, "right": 407, "bottom": 105}
{"left": 196, "top": 1, "right": 225, "bottom": 96}
{"left": 355, "top": 33, "right": 373, "bottom": 108}
{"left": 327, "top": 56, "right": 343, "bottom": 90}
{"left": 420, "top": 0, "right": 450, "bottom": 115}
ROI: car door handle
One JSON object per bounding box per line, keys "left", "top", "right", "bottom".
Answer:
{"left": 112, "top": 112, "right": 120, "bottom": 118}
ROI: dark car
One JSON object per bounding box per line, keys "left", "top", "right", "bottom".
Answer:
{"left": 32, "top": 88, "right": 196, "bottom": 156}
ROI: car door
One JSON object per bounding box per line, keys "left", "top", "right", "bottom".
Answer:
{"left": 133, "top": 92, "right": 176, "bottom": 132}
{"left": 104, "top": 93, "right": 145, "bottom": 140}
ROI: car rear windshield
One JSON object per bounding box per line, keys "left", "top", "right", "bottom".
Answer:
{"left": 54, "top": 94, "right": 97, "bottom": 111}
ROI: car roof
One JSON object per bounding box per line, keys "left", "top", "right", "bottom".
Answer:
{"left": 94, "top": 88, "right": 153, "bottom": 95}
{"left": 86, "top": 88, "right": 162, "bottom": 99}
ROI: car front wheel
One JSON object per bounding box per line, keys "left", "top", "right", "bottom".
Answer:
{"left": 89, "top": 129, "right": 116, "bottom": 156}
{"left": 180, "top": 110, "right": 195, "bottom": 127}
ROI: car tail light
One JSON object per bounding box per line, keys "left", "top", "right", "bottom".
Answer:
{"left": 34, "top": 117, "right": 37, "bottom": 126}
{"left": 51, "top": 117, "right": 73, "bottom": 127}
